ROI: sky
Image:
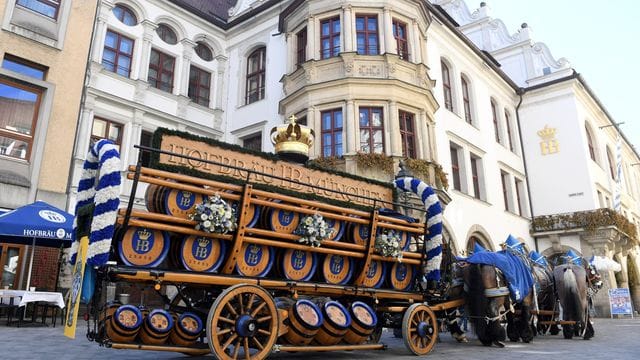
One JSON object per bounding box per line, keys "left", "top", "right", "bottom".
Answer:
{"left": 482, "top": 0, "right": 640, "bottom": 150}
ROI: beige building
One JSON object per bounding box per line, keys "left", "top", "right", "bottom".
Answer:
{"left": 0, "top": 0, "right": 97, "bottom": 290}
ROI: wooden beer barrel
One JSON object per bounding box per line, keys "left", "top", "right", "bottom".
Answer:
{"left": 180, "top": 235, "right": 226, "bottom": 272}
{"left": 236, "top": 243, "right": 275, "bottom": 277}
{"left": 118, "top": 227, "right": 170, "bottom": 267}
{"left": 104, "top": 303, "right": 143, "bottom": 343}
{"left": 344, "top": 301, "right": 377, "bottom": 345}
{"left": 324, "top": 217, "right": 345, "bottom": 241}
{"left": 321, "top": 254, "right": 354, "bottom": 285}
{"left": 284, "top": 299, "right": 324, "bottom": 346}
{"left": 139, "top": 309, "right": 174, "bottom": 345}
{"left": 169, "top": 312, "right": 203, "bottom": 347}
{"left": 361, "top": 259, "right": 386, "bottom": 288}
{"left": 144, "top": 184, "right": 164, "bottom": 213}
{"left": 264, "top": 206, "right": 299, "bottom": 234}
{"left": 231, "top": 201, "right": 261, "bottom": 228}
{"left": 314, "top": 300, "right": 351, "bottom": 345}
{"left": 163, "top": 188, "right": 205, "bottom": 219}
{"left": 280, "top": 249, "right": 318, "bottom": 281}
{"left": 389, "top": 262, "right": 416, "bottom": 291}
{"left": 348, "top": 223, "right": 370, "bottom": 246}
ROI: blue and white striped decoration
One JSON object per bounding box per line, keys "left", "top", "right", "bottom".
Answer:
{"left": 393, "top": 177, "right": 443, "bottom": 282}
{"left": 613, "top": 135, "right": 622, "bottom": 212}
{"left": 69, "top": 139, "right": 122, "bottom": 266}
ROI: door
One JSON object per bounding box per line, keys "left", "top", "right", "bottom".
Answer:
{"left": 0, "top": 243, "right": 25, "bottom": 289}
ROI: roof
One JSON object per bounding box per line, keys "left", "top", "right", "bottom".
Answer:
{"left": 169, "top": 0, "right": 237, "bottom": 26}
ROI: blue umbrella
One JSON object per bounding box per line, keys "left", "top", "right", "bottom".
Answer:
{"left": 0, "top": 201, "right": 73, "bottom": 289}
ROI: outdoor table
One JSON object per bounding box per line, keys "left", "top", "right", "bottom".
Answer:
{"left": 0, "top": 290, "right": 65, "bottom": 327}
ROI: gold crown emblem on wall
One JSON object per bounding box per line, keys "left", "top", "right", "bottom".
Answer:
{"left": 137, "top": 229, "right": 152, "bottom": 240}
{"left": 270, "top": 114, "right": 315, "bottom": 162}
{"left": 537, "top": 125, "right": 557, "bottom": 140}
{"left": 198, "top": 237, "right": 209, "bottom": 247}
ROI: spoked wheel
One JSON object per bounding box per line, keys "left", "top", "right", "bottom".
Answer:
{"left": 206, "top": 284, "right": 278, "bottom": 360}
{"left": 402, "top": 303, "right": 438, "bottom": 356}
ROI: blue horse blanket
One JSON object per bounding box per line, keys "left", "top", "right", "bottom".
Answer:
{"left": 466, "top": 251, "right": 534, "bottom": 302}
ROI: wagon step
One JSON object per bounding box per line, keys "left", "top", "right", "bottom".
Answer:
{"left": 273, "top": 343, "right": 386, "bottom": 353}
{"left": 110, "top": 342, "right": 210, "bottom": 356}
{"left": 538, "top": 320, "right": 576, "bottom": 325}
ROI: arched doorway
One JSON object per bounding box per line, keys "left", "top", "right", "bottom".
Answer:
{"left": 466, "top": 233, "right": 492, "bottom": 256}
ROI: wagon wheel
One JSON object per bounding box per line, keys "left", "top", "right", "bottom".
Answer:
{"left": 206, "top": 284, "right": 278, "bottom": 360}
{"left": 402, "top": 303, "right": 438, "bottom": 356}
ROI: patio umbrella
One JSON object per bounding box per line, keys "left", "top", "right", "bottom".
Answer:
{"left": 0, "top": 201, "right": 73, "bottom": 290}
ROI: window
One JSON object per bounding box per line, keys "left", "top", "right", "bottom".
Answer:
{"left": 16, "top": 0, "right": 60, "bottom": 19}
{"left": 441, "top": 61, "right": 452, "bottom": 111}
{"left": 606, "top": 147, "right": 616, "bottom": 179}
{"left": 0, "top": 78, "right": 42, "bottom": 160}
{"left": 586, "top": 125, "right": 596, "bottom": 162}
{"left": 450, "top": 145, "right": 461, "bottom": 191}
{"left": 399, "top": 111, "right": 416, "bottom": 158}
{"left": 91, "top": 117, "right": 123, "bottom": 151}
{"left": 102, "top": 30, "right": 134, "bottom": 77}
{"left": 359, "top": 107, "right": 384, "bottom": 154}
{"left": 112, "top": 4, "right": 137, "bottom": 26}
{"left": 139, "top": 130, "right": 153, "bottom": 167}
{"left": 320, "top": 17, "right": 340, "bottom": 59}
{"left": 156, "top": 24, "right": 177, "bottom": 45}
{"left": 356, "top": 15, "right": 378, "bottom": 55}
{"left": 392, "top": 19, "right": 409, "bottom": 60}
{"left": 188, "top": 66, "right": 211, "bottom": 107}
{"left": 296, "top": 28, "right": 307, "bottom": 66}
{"left": 515, "top": 178, "right": 524, "bottom": 216}
{"left": 470, "top": 154, "right": 481, "bottom": 199}
{"left": 195, "top": 42, "right": 213, "bottom": 61}
{"left": 2, "top": 54, "right": 47, "bottom": 80}
{"left": 242, "top": 133, "right": 262, "bottom": 151}
{"left": 321, "top": 109, "right": 343, "bottom": 157}
{"left": 461, "top": 77, "right": 472, "bottom": 124}
{"left": 505, "top": 110, "right": 514, "bottom": 151}
{"left": 246, "top": 47, "right": 266, "bottom": 104}
{"left": 296, "top": 116, "right": 307, "bottom": 126}
{"left": 148, "top": 49, "right": 175, "bottom": 93}
{"left": 501, "top": 171, "right": 510, "bottom": 211}
{"left": 491, "top": 100, "right": 500, "bottom": 143}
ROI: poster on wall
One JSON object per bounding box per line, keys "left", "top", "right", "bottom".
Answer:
{"left": 609, "top": 288, "right": 634, "bottom": 318}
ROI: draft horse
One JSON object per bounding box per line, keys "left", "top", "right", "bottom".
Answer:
{"left": 553, "top": 263, "right": 600, "bottom": 339}
{"left": 462, "top": 262, "right": 535, "bottom": 347}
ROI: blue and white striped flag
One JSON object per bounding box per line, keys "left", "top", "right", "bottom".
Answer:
{"left": 613, "top": 135, "right": 622, "bottom": 212}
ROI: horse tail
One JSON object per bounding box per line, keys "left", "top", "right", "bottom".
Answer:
{"left": 466, "top": 264, "right": 489, "bottom": 338}
{"left": 562, "top": 267, "right": 581, "bottom": 322}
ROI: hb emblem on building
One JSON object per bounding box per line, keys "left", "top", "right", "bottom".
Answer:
{"left": 537, "top": 125, "right": 559, "bottom": 155}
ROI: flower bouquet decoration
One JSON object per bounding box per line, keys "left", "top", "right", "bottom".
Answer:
{"left": 294, "top": 213, "right": 334, "bottom": 247}
{"left": 189, "top": 193, "right": 238, "bottom": 234}
{"left": 375, "top": 230, "right": 403, "bottom": 261}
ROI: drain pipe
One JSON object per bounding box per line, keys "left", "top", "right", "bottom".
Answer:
{"left": 515, "top": 88, "right": 538, "bottom": 252}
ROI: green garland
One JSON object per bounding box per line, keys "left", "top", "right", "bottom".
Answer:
{"left": 532, "top": 208, "right": 637, "bottom": 239}
{"left": 354, "top": 152, "right": 394, "bottom": 174}
{"left": 403, "top": 158, "right": 449, "bottom": 190}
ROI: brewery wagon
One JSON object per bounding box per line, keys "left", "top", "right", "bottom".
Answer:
{"left": 77, "top": 124, "right": 463, "bottom": 359}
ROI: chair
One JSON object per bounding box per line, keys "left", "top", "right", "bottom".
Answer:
{"left": 0, "top": 296, "right": 18, "bottom": 326}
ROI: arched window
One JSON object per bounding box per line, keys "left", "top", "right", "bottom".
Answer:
{"left": 585, "top": 125, "right": 596, "bottom": 162}
{"left": 156, "top": 24, "right": 177, "bottom": 45}
{"left": 461, "top": 76, "right": 472, "bottom": 124}
{"left": 466, "top": 234, "right": 492, "bottom": 256}
{"left": 441, "top": 60, "right": 453, "bottom": 111}
{"left": 491, "top": 99, "right": 500, "bottom": 143}
{"left": 505, "top": 110, "right": 514, "bottom": 152}
{"left": 606, "top": 146, "right": 616, "bottom": 179}
{"left": 246, "top": 47, "right": 266, "bottom": 104}
{"left": 112, "top": 4, "right": 137, "bottom": 26}
{"left": 195, "top": 42, "right": 213, "bottom": 61}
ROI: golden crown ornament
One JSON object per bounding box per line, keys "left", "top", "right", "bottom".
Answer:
{"left": 270, "top": 114, "right": 315, "bottom": 163}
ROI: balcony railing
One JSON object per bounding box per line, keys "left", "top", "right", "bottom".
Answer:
{"left": 532, "top": 208, "right": 637, "bottom": 240}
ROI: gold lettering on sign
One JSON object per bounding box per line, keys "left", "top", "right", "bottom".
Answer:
{"left": 537, "top": 125, "right": 559, "bottom": 155}
{"left": 158, "top": 134, "right": 393, "bottom": 207}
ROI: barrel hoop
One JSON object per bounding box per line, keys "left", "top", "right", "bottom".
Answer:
{"left": 323, "top": 301, "right": 351, "bottom": 329}
{"left": 142, "top": 325, "right": 171, "bottom": 339}
{"left": 291, "top": 300, "right": 323, "bottom": 330}
{"left": 319, "top": 324, "right": 347, "bottom": 338}
{"left": 107, "top": 317, "right": 139, "bottom": 338}
{"left": 287, "top": 321, "right": 318, "bottom": 339}
{"left": 347, "top": 326, "right": 371, "bottom": 337}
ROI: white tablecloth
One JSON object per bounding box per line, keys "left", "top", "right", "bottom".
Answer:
{"left": 0, "top": 290, "right": 65, "bottom": 308}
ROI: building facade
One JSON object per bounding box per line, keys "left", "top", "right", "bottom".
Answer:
{"left": 0, "top": 0, "right": 97, "bottom": 290}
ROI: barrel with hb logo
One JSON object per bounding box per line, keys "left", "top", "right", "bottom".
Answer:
{"left": 323, "top": 216, "right": 345, "bottom": 241}
{"left": 139, "top": 309, "right": 174, "bottom": 345}
{"left": 103, "top": 303, "right": 143, "bottom": 343}
{"left": 314, "top": 300, "right": 351, "bottom": 345}
{"left": 361, "top": 259, "right": 386, "bottom": 288}
{"left": 230, "top": 200, "right": 261, "bottom": 228}
{"left": 348, "top": 222, "right": 370, "bottom": 246}
{"left": 344, "top": 301, "right": 378, "bottom": 345}
{"left": 284, "top": 299, "right": 324, "bottom": 346}
{"left": 389, "top": 262, "right": 416, "bottom": 291}
{"left": 180, "top": 235, "right": 227, "bottom": 272}
{"left": 321, "top": 254, "right": 354, "bottom": 285}
{"left": 263, "top": 204, "right": 299, "bottom": 234}
{"left": 236, "top": 243, "right": 275, "bottom": 277}
{"left": 117, "top": 226, "right": 170, "bottom": 267}
{"left": 280, "top": 249, "right": 318, "bottom": 281}
{"left": 145, "top": 185, "right": 205, "bottom": 219}
{"left": 169, "top": 312, "right": 203, "bottom": 347}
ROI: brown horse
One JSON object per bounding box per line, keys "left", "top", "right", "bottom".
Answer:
{"left": 462, "top": 263, "right": 534, "bottom": 347}
{"left": 553, "top": 264, "right": 595, "bottom": 339}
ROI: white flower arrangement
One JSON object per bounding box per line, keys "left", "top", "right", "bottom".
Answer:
{"left": 375, "top": 230, "right": 403, "bottom": 261}
{"left": 189, "top": 193, "right": 238, "bottom": 234}
{"left": 294, "top": 213, "right": 334, "bottom": 247}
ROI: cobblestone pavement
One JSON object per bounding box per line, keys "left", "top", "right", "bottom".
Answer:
{"left": 0, "top": 318, "right": 638, "bottom": 359}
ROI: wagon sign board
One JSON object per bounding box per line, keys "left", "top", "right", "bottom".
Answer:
{"left": 156, "top": 133, "right": 393, "bottom": 207}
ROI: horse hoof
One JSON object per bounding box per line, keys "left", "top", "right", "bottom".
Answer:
{"left": 493, "top": 341, "right": 505, "bottom": 348}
